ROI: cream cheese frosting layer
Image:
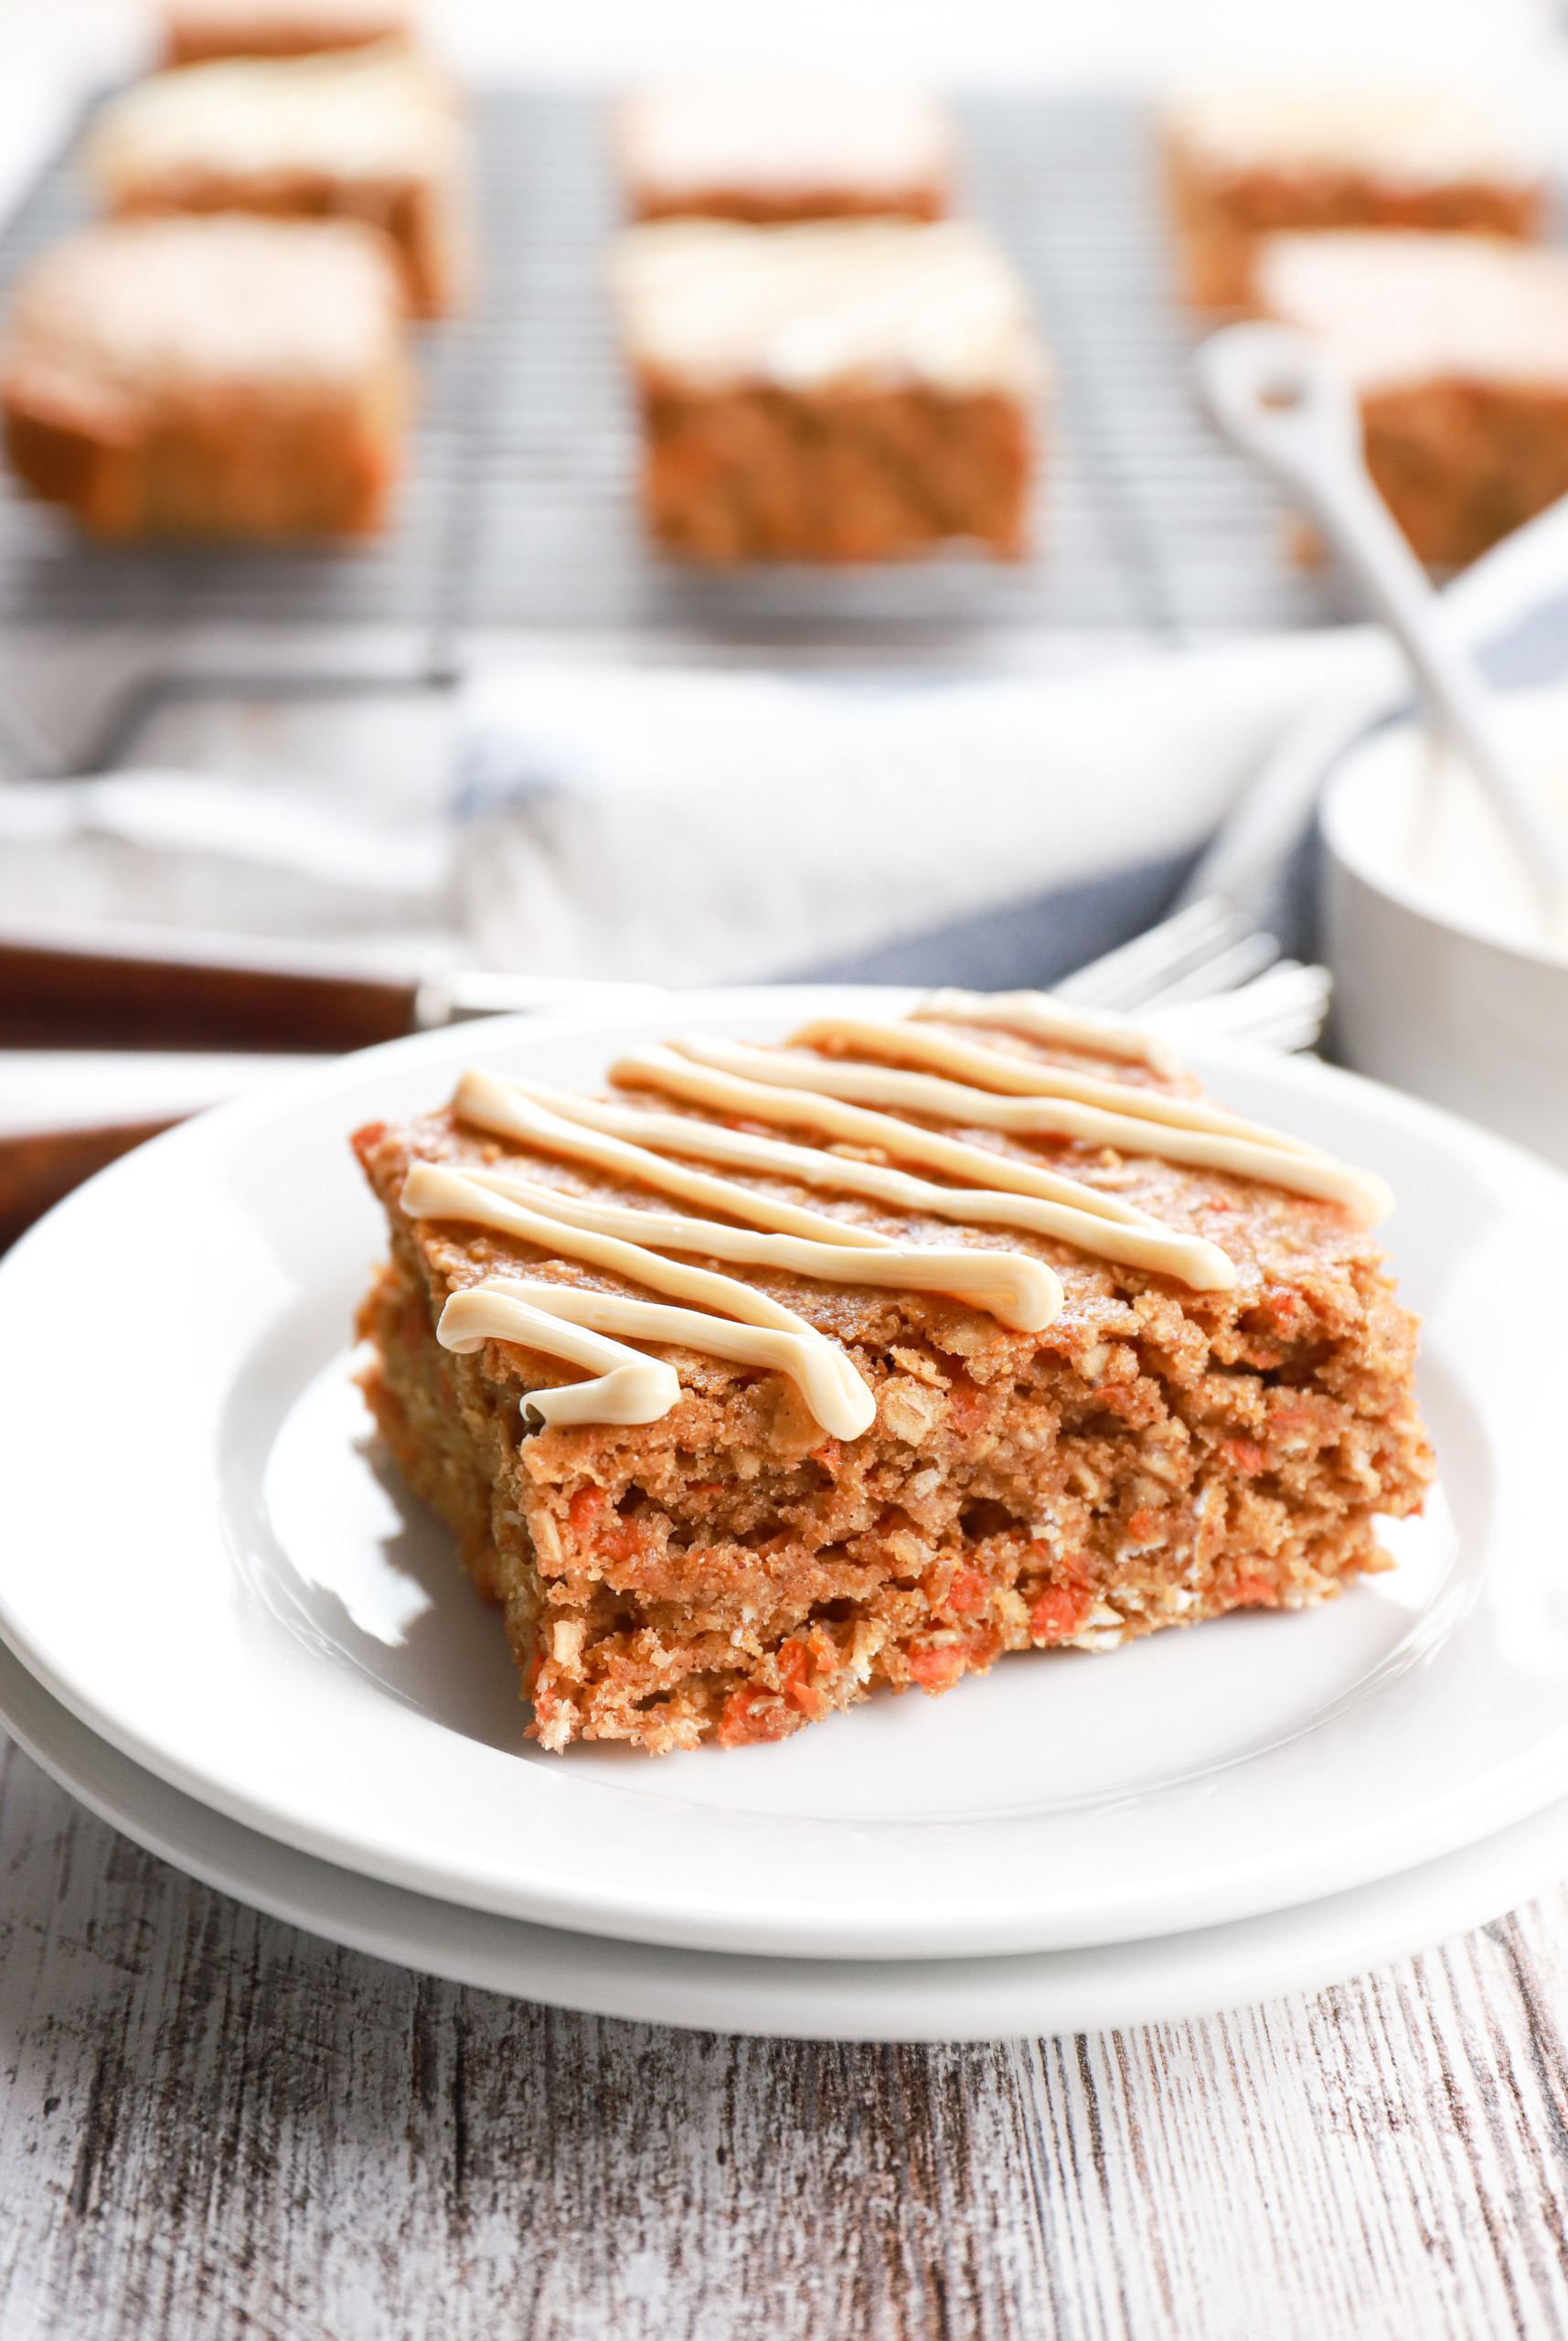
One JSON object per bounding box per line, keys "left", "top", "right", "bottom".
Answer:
{"left": 1, "top": 218, "right": 403, "bottom": 416}
{"left": 618, "top": 84, "right": 954, "bottom": 204}
{"left": 90, "top": 51, "right": 461, "bottom": 192}
{"left": 1257, "top": 232, "right": 1568, "bottom": 394}
{"left": 1166, "top": 83, "right": 1541, "bottom": 185}
{"left": 610, "top": 219, "right": 1046, "bottom": 396}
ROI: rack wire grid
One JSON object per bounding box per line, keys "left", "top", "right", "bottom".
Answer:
{"left": 0, "top": 88, "right": 1340, "bottom": 769}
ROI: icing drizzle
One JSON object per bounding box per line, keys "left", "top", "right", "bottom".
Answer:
{"left": 403, "top": 1160, "right": 1063, "bottom": 1331}
{"left": 612, "top": 1039, "right": 1391, "bottom": 1221}
{"left": 449, "top": 1067, "right": 1237, "bottom": 1288}
{"left": 438, "top": 1278, "right": 869, "bottom": 1435}
{"left": 408, "top": 999, "right": 1391, "bottom": 1436}
{"left": 785, "top": 1014, "right": 1330, "bottom": 1156}
{"left": 911, "top": 986, "right": 1184, "bottom": 1075}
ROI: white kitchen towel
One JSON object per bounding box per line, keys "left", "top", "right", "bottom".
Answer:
{"left": 453, "top": 634, "right": 1366, "bottom": 990}
{"left": 0, "top": 632, "right": 1371, "bottom": 990}
{"left": 0, "top": 768, "right": 455, "bottom": 948}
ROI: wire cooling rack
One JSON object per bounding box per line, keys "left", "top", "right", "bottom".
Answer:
{"left": 0, "top": 90, "right": 1339, "bottom": 768}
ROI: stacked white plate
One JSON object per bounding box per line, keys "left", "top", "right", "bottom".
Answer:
{"left": 3, "top": 988, "right": 1568, "bottom": 2043}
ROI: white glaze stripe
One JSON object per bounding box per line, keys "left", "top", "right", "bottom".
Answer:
{"left": 459, "top": 1070, "right": 1239, "bottom": 1291}
{"left": 406, "top": 1160, "right": 1064, "bottom": 1332}
{"left": 642, "top": 1040, "right": 1392, "bottom": 1225}
{"left": 453, "top": 1070, "right": 895, "bottom": 1245}
{"left": 436, "top": 1286, "right": 680, "bottom": 1428}
{"left": 405, "top": 1162, "right": 871, "bottom": 1434}
{"left": 406, "top": 1160, "right": 833, "bottom": 1340}
{"left": 788, "top": 1014, "right": 1329, "bottom": 1159}
{"left": 912, "top": 986, "right": 1183, "bottom": 1074}
{"left": 471, "top": 1071, "right": 1153, "bottom": 1229}
{"left": 438, "top": 1277, "right": 876, "bottom": 1439}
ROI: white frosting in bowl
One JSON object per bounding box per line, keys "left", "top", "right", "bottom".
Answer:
{"left": 1322, "top": 686, "right": 1568, "bottom": 1164}
{"left": 1323, "top": 686, "right": 1568, "bottom": 967}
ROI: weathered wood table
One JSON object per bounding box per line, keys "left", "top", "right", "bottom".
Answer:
{"left": 5, "top": 1731, "right": 1568, "bottom": 2337}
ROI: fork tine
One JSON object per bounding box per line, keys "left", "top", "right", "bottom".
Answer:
{"left": 1133, "top": 928, "right": 1279, "bottom": 1010}
{"left": 1053, "top": 896, "right": 1254, "bottom": 1010}
{"left": 1147, "top": 961, "right": 1331, "bottom": 1053}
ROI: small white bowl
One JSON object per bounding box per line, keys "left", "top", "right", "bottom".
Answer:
{"left": 1322, "top": 682, "right": 1568, "bottom": 1168}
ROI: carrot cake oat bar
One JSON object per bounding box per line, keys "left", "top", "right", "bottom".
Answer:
{"left": 162, "top": 0, "right": 411, "bottom": 65}
{"left": 1, "top": 215, "right": 409, "bottom": 540}
{"left": 610, "top": 219, "right": 1044, "bottom": 562}
{"left": 617, "top": 84, "right": 955, "bottom": 224}
{"left": 1163, "top": 84, "right": 1543, "bottom": 310}
{"left": 351, "top": 994, "right": 1434, "bottom": 1754}
{"left": 1256, "top": 230, "right": 1568, "bottom": 567}
{"left": 89, "top": 50, "right": 470, "bottom": 317}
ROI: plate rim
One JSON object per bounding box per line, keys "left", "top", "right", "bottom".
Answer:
{"left": 5, "top": 1630, "right": 1567, "bottom": 2045}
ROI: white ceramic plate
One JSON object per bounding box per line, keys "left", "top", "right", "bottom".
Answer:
{"left": 6, "top": 1630, "right": 1568, "bottom": 2044}
{"left": 0, "top": 987, "right": 1565, "bottom": 1962}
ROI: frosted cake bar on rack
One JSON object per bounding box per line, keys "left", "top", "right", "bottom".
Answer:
{"left": 609, "top": 219, "right": 1046, "bottom": 563}
{"left": 1257, "top": 230, "right": 1568, "bottom": 566}
{"left": 89, "top": 49, "right": 471, "bottom": 318}
{"left": 0, "top": 217, "right": 410, "bottom": 540}
{"left": 1163, "top": 84, "right": 1543, "bottom": 309}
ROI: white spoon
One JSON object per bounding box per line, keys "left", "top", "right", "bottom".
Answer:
{"left": 1197, "top": 321, "right": 1568, "bottom": 942}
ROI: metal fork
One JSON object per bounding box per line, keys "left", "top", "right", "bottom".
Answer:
{"left": 417, "top": 898, "right": 1334, "bottom": 1053}
{"left": 416, "top": 907, "right": 1332, "bottom": 1053}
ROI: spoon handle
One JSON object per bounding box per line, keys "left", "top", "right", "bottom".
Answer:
{"left": 1198, "top": 322, "right": 1568, "bottom": 925}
